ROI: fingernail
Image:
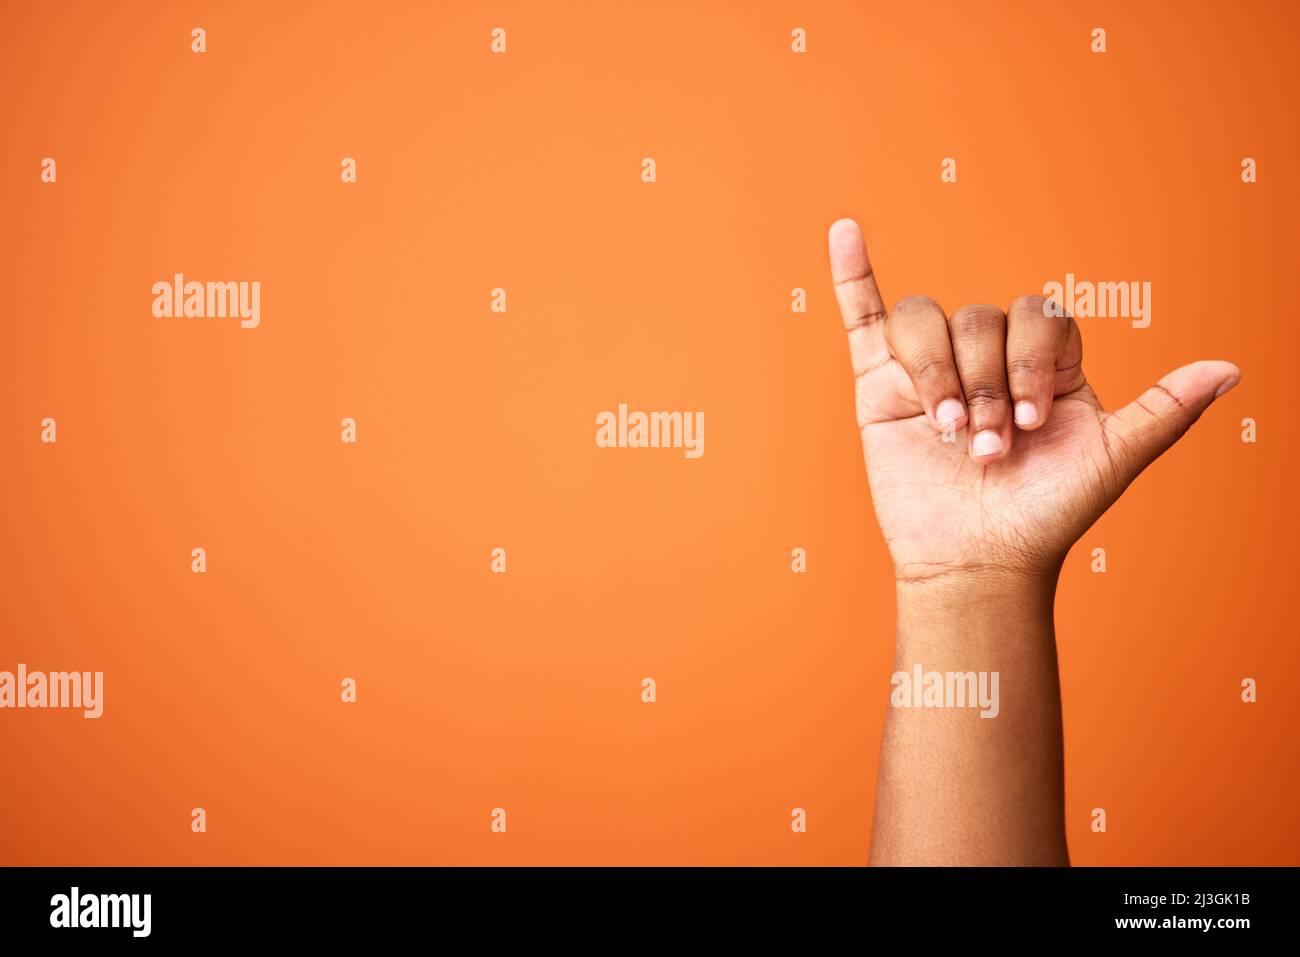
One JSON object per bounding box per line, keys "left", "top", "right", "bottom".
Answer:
{"left": 1214, "top": 375, "right": 1240, "bottom": 399}
{"left": 1013, "top": 401, "right": 1038, "bottom": 426}
{"left": 971, "top": 430, "right": 1003, "bottom": 457}
{"left": 935, "top": 399, "right": 964, "bottom": 426}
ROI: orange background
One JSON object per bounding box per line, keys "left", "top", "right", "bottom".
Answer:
{"left": 1, "top": 0, "right": 1296, "bottom": 866}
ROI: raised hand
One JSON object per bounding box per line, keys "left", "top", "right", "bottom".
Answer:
{"left": 829, "top": 217, "right": 1240, "bottom": 865}
{"left": 827, "top": 218, "right": 1239, "bottom": 586}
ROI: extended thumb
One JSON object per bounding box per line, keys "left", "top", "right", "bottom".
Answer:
{"left": 1105, "top": 360, "right": 1240, "bottom": 485}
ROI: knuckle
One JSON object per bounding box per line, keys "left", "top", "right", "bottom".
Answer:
{"left": 908, "top": 352, "right": 955, "bottom": 383}
{"left": 1006, "top": 355, "right": 1050, "bottom": 379}
{"left": 949, "top": 303, "right": 1005, "bottom": 335}
{"left": 962, "top": 381, "right": 1008, "bottom": 406}
{"left": 891, "top": 295, "right": 942, "bottom": 320}
{"left": 1011, "top": 293, "right": 1049, "bottom": 317}
{"left": 1151, "top": 383, "right": 1191, "bottom": 416}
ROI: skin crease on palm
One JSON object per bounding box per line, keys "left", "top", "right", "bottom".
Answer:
{"left": 826, "top": 218, "right": 1241, "bottom": 585}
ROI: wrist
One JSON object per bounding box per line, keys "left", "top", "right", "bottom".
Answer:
{"left": 895, "top": 564, "right": 1060, "bottom": 602}
{"left": 893, "top": 567, "right": 1059, "bottom": 655}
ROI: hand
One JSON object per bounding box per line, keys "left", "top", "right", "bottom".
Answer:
{"left": 827, "top": 218, "right": 1240, "bottom": 585}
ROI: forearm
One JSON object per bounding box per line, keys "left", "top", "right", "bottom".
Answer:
{"left": 870, "top": 572, "right": 1069, "bottom": 866}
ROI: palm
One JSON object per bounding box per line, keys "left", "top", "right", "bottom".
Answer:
{"left": 861, "top": 383, "right": 1118, "bottom": 581}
